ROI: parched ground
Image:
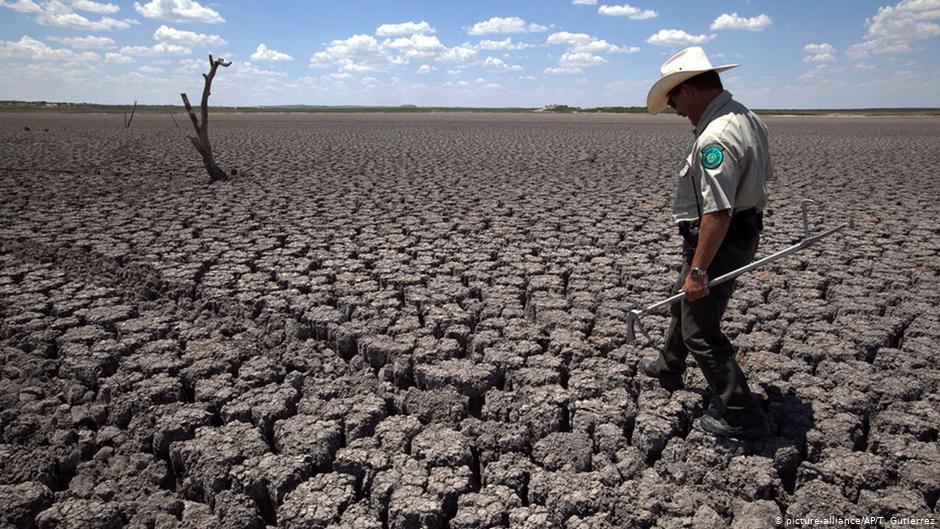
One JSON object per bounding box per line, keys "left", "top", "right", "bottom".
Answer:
{"left": 0, "top": 112, "right": 937, "bottom": 529}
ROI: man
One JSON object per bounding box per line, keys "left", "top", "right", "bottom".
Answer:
{"left": 641, "top": 47, "right": 772, "bottom": 438}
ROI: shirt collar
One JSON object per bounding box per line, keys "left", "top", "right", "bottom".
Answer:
{"left": 694, "top": 90, "right": 733, "bottom": 137}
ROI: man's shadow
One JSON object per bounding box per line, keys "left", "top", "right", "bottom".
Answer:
{"left": 709, "top": 385, "right": 814, "bottom": 495}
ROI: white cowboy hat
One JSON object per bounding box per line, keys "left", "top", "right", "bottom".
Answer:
{"left": 646, "top": 47, "right": 739, "bottom": 114}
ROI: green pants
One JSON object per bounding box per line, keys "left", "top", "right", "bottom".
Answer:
{"left": 659, "top": 232, "right": 760, "bottom": 416}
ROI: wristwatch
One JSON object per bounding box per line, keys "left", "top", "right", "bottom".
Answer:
{"left": 689, "top": 267, "right": 707, "bottom": 280}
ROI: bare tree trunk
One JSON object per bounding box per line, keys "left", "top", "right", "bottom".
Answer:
{"left": 181, "top": 55, "right": 231, "bottom": 183}
{"left": 124, "top": 100, "right": 137, "bottom": 128}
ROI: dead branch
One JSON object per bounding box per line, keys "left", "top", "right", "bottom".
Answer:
{"left": 124, "top": 100, "right": 137, "bottom": 128}
{"left": 181, "top": 54, "right": 231, "bottom": 183}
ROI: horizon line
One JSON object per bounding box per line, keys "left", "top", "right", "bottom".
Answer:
{"left": 2, "top": 100, "right": 939, "bottom": 114}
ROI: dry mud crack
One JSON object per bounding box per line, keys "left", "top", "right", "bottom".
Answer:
{"left": 0, "top": 113, "right": 938, "bottom": 529}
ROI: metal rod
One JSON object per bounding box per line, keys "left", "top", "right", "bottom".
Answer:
{"left": 636, "top": 223, "right": 848, "bottom": 317}
{"left": 801, "top": 199, "right": 815, "bottom": 239}
{"left": 709, "top": 223, "right": 847, "bottom": 288}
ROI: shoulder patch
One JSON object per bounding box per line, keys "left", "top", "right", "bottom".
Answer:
{"left": 701, "top": 144, "right": 724, "bottom": 170}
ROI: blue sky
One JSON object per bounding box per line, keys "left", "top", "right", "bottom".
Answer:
{"left": 1, "top": 0, "right": 939, "bottom": 108}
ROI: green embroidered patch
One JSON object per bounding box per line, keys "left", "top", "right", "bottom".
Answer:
{"left": 701, "top": 145, "right": 724, "bottom": 170}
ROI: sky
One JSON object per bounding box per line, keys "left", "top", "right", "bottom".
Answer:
{"left": 1, "top": 0, "right": 939, "bottom": 109}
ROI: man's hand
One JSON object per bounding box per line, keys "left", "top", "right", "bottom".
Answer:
{"left": 683, "top": 271, "right": 709, "bottom": 302}
{"left": 684, "top": 210, "right": 731, "bottom": 302}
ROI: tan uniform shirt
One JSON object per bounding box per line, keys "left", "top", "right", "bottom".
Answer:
{"left": 672, "top": 91, "right": 772, "bottom": 224}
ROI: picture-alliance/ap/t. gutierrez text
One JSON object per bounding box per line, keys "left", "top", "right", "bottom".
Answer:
{"left": 775, "top": 516, "right": 937, "bottom": 526}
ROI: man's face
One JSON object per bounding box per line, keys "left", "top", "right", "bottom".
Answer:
{"left": 667, "top": 83, "right": 688, "bottom": 118}
{"left": 668, "top": 82, "right": 707, "bottom": 127}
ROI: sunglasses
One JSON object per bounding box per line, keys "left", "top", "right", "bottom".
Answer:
{"left": 667, "top": 83, "right": 684, "bottom": 108}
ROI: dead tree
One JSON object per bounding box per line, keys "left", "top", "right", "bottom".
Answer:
{"left": 123, "top": 100, "right": 137, "bottom": 128}
{"left": 181, "top": 54, "right": 231, "bottom": 183}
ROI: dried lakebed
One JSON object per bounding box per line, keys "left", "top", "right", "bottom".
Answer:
{"left": 0, "top": 113, "right": 937, "bottom": 529}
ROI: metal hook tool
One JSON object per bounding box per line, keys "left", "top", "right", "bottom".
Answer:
{"left": 625, "top": 202, "right": 848, "bottom": 343}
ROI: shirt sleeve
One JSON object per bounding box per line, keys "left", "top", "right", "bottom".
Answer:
{"left": 695, "top": 138, "right": 739, "bottom": 214}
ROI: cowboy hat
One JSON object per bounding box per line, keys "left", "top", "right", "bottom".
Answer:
{"left": 646, "top": 47, "right": 739, "bottom": 114}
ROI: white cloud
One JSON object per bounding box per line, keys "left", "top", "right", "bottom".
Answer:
{"left": 0, "top": 0, "right": 41, "bottom": 14}
{"left": 153, "top": 25, "right": 225, "bottom": 47}
{"left": 440, "top": 44, "right": 477, "bottom": 62}
{"left": 71, "top": 0, "right": 119, "bottom": 14}
{"left": 544, "top": 66, "right": 582, "bottom": 75}
{"left": 475, "top": 37, "right": 532, "bottom": 50}
{"left": 385, "top": 34, "right": 447, "bottom": 59}
{"left": 330, "top": 72, "right": 353, "bottom": 80}
{"left": 546, "top": 31, "right": 638, "bottom": 54}
{"left": 34, "top": 0, "right": 136, "bottom": 30}
{"left": 801, "top": 45, "right": 836, "bottom": 66}
{"left": 0, "top": 35, "right": 98, "bottom": 61}
{"left": 646, "top": 29, "right": 716, "bottom": 47}
{"left": 310, "top": 34, "right": 383, "bottom": 67}
{"left": 710, "top": 13, "right": 773, "bottom": 31}
{"left": 304, "top": 28, "right": 498, "bottom": 79}
{"left": 572, "top": 0, "right": 597, "bottom": 4}
{"left": 804, "top": 53, "right": 835, "bottom": 63}
{"left": 804, "top": 43, "right": 835, "bottom": 54}
{"left": 120, "top": 42, "right": 190, "bottom": 55}
{"left": 467, "top": 16, "right": 548, "bottom": 35}
{"left": 483, "top": 56, "right": 523, "bottom": 72}
{"left": 326, "top": 34, "right": 382, "bottom": 58}
{"left": 854, "top": 63, "right": 875, "bottom": 71}
{"left": 560, "top": 51, "right": 606, "bottom": 69}
{"left": 799, "top": 63, "right": 830, "bottom": 80}
{"left": 361, "top": 76, "right": 377, "bottom": 85}
{"left": 547, "top": 32, "right": 592, "bottom": 46}
{"left": 598, "top": 4, "right": 657, "bottom": 20}
{"left": 337, "top": 58, "right": 377, "bottom": 73}
{"left": 865, "top": 0, "right": 940, "bottom": 40}
{"left": 416, "top": 64, "right": 435, "bottom": 74}
{"left": 847, "top": 39, "right": 915, "bottom": 60}
{"left": 847, "top": 0, "right": 940, "bottom": 60}
{"left": 104, "top": 51, "right": 133, "bottom": 63}
{"left": 251, "top": 43, "right": 292, "bottom": 61}
{"left": 229, "top": 61, "right": 286, "bottom": 78}
{"left": 134, "top": 0, "right": 223, "bottom": 23}
{"left": 376, "top": 21, "right": 435, "bottom": 36}
{"left": 576, "top": 39, "right": 636, "bottom": 54}
{"left": 174, "top": 56, "right": 203, "bottom": 72}
{"left": 544, "top": 31, "right": 634, "bottom": 74}
{"left": 136, "top": 65, "right": 162, "bottom": 73}
{"left": 48, "top": 35, "right": 115, "bottom": 49}
{"left": 310, "top": 27, "right": 531, "bottom": 82}
{"left": 309, "top": 34, "right": 403, "bottom": 74}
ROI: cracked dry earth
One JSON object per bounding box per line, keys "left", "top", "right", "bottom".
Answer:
{"left": 0, "top": 112, "right": 937, "bottom": 529}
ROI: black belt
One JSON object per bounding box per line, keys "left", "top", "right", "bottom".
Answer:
{"left": 678, "top": 208, "right": 763, "bottom": 248}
